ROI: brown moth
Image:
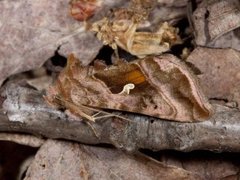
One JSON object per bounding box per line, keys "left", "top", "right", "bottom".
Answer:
{"left": 45, "top": 54, "right": 213, "bottom": 122}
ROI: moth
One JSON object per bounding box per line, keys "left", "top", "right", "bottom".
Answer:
{"left": 45, "top": 54, "right": 213, "bottom": 122}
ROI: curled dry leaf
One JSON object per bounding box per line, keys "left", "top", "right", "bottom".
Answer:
{"left": 91, "top": 19, "right": 181, "bottom": 58}
{"left": 46, "top": 54, "right": 213, "bottom": 122}
{"left": 191, "top": 0, "right": 240, "bottom": 47}
{"left": 90, "top": 0, "right": 181, "bottom": 58}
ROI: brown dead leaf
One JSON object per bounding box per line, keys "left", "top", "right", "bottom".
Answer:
{"left": 186, "top": 47, "right": 240, "bottom": 106}
{"left": 0, "top": 0, "right": 127, "bottom": 86}
{"left": 191, "top": 0, "right": 240, "bottom": 50}
{"left": 25, "top": 140, "right": 200, "bottom": 180}
{"left": 207, "top": 28, "right": 240, "bottom": 51}
{"left": 158, "top": 151, "right": 240, "bottom": 179}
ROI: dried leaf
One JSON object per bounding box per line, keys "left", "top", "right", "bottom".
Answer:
{"left": 159, "top": 151, "right": 240, "bottom": 179}
{"left": 207, "top": 28, "right": 240, "bottom": 50}
{"left": 25, "top": 140, "right": 201, "bottom": 180}
{"left": 0, "top": 0, "right": 123, "bottom": 86}
{"left": 91, "top": 2, "right": 181, "bottom": 58}
{"left": 46, "top": 54, "right": 213, "bottom": 122}
{"left": 191, "top": 0, "right": 240, "bottom": 48}
{"left": 186, "top": 47, "right": 240, "bottom": 106}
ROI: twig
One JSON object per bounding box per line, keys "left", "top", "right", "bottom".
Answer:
{"left": 1, "top": 84, "right": 240, "bottom": 152}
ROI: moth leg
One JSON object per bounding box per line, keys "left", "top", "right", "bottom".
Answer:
{"left": 91, "top": 111, "right": 115, "bottom": 120}
{"left": 72, "top": 105, "right": 119, "bottom": 122}
{"left": 65, "top": 103, "right": 96, "bottom": 122}
{"left": 94, "top": 114, "right": 115, "bottom": 120}
{"left": 86, "top": 121, "right": 100, "bottom": 138}
{"left": 81, "top": 104, "right": 133, "bottom": 122}
{"left": 92, "top": 111, "right": 101, "bottom": 117}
